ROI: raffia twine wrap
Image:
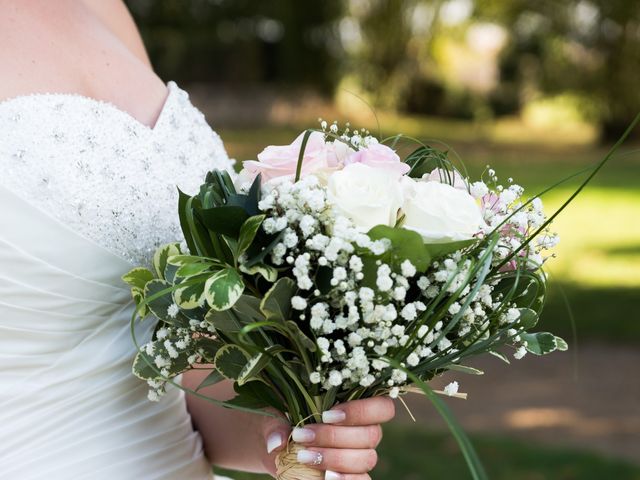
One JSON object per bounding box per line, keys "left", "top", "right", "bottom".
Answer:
{"left": 275, "top": 442, "right": 324, "bottom": 480}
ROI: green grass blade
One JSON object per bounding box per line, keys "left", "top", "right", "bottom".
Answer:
{"left": 386, "top": 360, "right": 489, "bottom": 480}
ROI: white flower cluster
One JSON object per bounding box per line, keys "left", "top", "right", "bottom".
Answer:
{"left": 253, "top": 175, "right": 527, "bottom": 397}
{"left": 141, "top": 313, "right": 214, "bottom": 401}
{"left": 318, "top": 118, "right": 378, "bottom": 150}
{"left": 472, "top": 167, "right": 559, "bottom": 270}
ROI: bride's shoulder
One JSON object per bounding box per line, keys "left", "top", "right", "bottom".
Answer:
{"left": 0, "top": 0, "right": 150, "bottom": 101}
{"left": 79, "top": 0, "right": 151, "bottom": 67}
{"left": 0, "top": 2, "right": 83, "bottom": 101}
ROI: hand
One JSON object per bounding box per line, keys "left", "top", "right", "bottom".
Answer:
{"left": 261, "top": 397, "right": 396, "bottom": 479}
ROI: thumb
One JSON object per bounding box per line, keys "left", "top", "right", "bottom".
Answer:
{"left": 261, "top": 410, "right": 291, "bottom": 476}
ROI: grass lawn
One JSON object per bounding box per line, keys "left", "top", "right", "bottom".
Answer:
{"left": 214, "top": 424, "right": 640, "bottom": 480}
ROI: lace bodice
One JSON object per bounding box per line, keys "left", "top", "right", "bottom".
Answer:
{"left": 0, "top": 81, "right": 234, "bottom": 265}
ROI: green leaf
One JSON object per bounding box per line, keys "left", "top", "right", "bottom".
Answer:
{"left": 423, "top": 239, "right": 476, "bottom": 261}
{"left": 196, "top": 369, "right": 226, "bottom": 390}
{"left": 232, "top": 295, "right": 265, "bottom": 322}
{"left": 130, "top": 287, "right": 149, "bottom": 317}
{"left": 386, "top": 358, "right": 489, "bottom": 480}
{"left": 239, "top": 263, "right": 278, "bottom": 282}
{"left": 132, "top": 350, "right": 159, "bottom": 380}
{"left": 153, "top": 243, "right": 182, "bottom": 280}
{"left": 237, "top": 352, "right": 273, "bottom": 386}
{"left": 260, "top": 278, "right": 296, "bottom": 322}
{"left": 144, "top": 279, "right": 174, "bottom": 321}
{"left": 204, "top": 268, "right": 245, "bottom": 311}
{"left": 520, "top": 332, "right": 558, "bottom": 355}
{"left": 176, "top": 261, "right": 214, "bottom": 279}
{"left": 367, "top": 225, "right": 431, "bottom": 271}
{"left": 178, "top": 188, "right": 198, "bottom": 254}
{"left": 198, "top": 206, "right": 249, "bottom": 238}
{"left": 237, "top": 215, "right": 265, "bottom": 256}
{"left": 446, "top": 364, "right": 484, "bottom": 375}
{"left": 122, "top": 267, "right": 154, "bottom": 290}
{"left": 233, "top": 378, "right": 285, "bottom": 411}
{"left": 225, "top": 393, "right": 269, "bottom": 410}
{"left": 285, "top": 320, "right": 317, "bottom": 352}
{"left": 206, "top": 306, "right": 251, "bottom": 333}
{"left": 196, "top": 336, "right": 225, "bottom": 363}
{"left": 215, "top": 344, "right": 249, "bottom": 379}
{"left": 488, "top": 350, "right": 510, "bottom": 364}
{"left": 173, "top": 277, "right": 208, "bottom": 310}
{"left": 555, "top": 336, "right": 569, "bottom": 351}
{"left": 515, "top": 308, "right": 539, "bottom": 330}
{"left": 405, "top": 145, "right": 452, "bottom": 179}
{"left": 243, "top": 230, "right": 285, "bottom": 268}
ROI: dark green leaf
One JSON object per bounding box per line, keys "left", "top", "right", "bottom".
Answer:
{"left": 515, "top": 308, "right": 539, "bottom": 330}
{"left": 260, "top": 278, "right": 296, "bottom": 322}
{"left": 132, "top": 350, "right": 159, "bottom": 380}
{"left": 368, "top": 225, "right": 431, "bottom": 271}
{"left": 198, "top": 206, "right": 249, "bottom": 238}
{"left": 286, "top": 320, "right": 317, "bottom": 352}
{"left": 237, "top": 352, "right": 273, "bottom": 386}
{"left": 521, "top": 332, "right": 559, "bottom": 355}
{"left": 237, "top": 215, "right": 266, "bottom": 256}
{"left": 152, "top": 243, "right": 182, "bottom": 280}
{"left": 204, "top": 268, "right": 245, "bottom": 311}
{"left": 196, "top": 369, "right": 226, "bottom": 390}
{"left": 215, "top": 344, "right": 249, "bottom": 379}
{"left": 239, "top": 262, "right": 278, "bottom": 282}
{"left": 144, "top": 279, "right": 174, "bottom": 321}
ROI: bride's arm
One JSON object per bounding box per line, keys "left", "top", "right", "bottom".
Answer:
{"left": 183, "top": 370, "right": 395, "bottom": 478}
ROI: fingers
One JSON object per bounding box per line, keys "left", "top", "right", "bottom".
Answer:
{"left": 292, "top": 424, "right": 382, "bottom": 449}
{"left": 322, "top": 396, "right": 395, "bottom": 426}
{"left": 296, "top": 447, "right": 377, "bottom": 474}
{"left": 325, "top": 473, "right": 371, "bottom": 480}
{"left": 261, "top": 410, "right": 292, "bottom": 476}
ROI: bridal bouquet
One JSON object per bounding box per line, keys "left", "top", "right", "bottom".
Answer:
{"left": 124, "top": 123, "right": 572, "bottom": 479}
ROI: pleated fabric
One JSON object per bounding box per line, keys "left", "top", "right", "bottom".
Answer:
{"left": 0, "top": 185, "right": 214, "bottom": 479}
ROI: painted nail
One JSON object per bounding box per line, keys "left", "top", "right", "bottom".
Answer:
{"left": 266, "top": 432, "right": 283, "bottom": 454}
{"left": 297, "top": 449, "right": 323, "bottom": 466}
{"left": 292, "top": 427, "right": 316, "bottom": 443}
{"left": 325, "top": 470, "right": 342, "bottom": 480}
{"left": 322, "top": 409, "right": 346, "bottom": 424}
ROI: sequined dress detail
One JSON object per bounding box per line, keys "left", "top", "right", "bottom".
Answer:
{"left": 0, "top": 81, "right": 233, "bottom": 479}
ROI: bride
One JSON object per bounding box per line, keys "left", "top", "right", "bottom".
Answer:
{"left": 0, "top": 1, "right": 395, "bottom": 479}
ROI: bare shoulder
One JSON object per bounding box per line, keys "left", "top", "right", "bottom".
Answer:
{"left": 0, "top": 1, "right": 85, "bottom": 99}
{"left": 80, "top": 0, "right": 152, "bottom": 67}
{"left": 0, "top": 0, "right": 156, "bottom": 102}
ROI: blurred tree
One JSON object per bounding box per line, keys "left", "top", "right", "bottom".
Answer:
{"left": 476, "top": 0, "right": 640, "bottom": 139}
{"left": 125, "top": 0, "right": 344, "bottom": 93}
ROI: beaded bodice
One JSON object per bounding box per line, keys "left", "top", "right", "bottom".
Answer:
{"left": 0, "top": 81, "right": 234, "bottom": 265}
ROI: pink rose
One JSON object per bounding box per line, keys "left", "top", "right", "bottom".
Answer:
{"left": 424, "top": 168, "right": 468, "bottom": 190}
{"left": 241, "top": 131, "right": 352, "bottom": 183}
{"left": 345, "top": 143, "right": 410, "bottom": 175}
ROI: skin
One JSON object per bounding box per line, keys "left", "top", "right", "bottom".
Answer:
{"left": 0, "top": 1, "right": 396, "bottom": 477}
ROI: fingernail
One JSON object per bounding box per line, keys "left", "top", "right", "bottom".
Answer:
{"left": 266, "top": 432, "right": 283, "bottom": 454}
{"left": 322, "top": 409, "right": 346, "bottom": 423}
{"left": 297, "top": 449, "right": 323, "bottom": 466}
{"left": 325, "top": 471, "right": 342, "bottom": 480}
{"left": 292, "top": 427, "right": 316, "bottom": 443}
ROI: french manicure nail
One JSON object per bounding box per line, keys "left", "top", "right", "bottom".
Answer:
{"left": 325, "top": 470, "right": 342, "bottom": 480}
{"left": 292, "top": 427, "right": 316, "bottom": 443}
{"left": 322, "top": 409, "right": 346, "bottom": 423}
{"left": 297, "top": 449, "right": 323, "bottom": 466}
{"left": 266, "top": 432, "right": 283, "bottom": 454}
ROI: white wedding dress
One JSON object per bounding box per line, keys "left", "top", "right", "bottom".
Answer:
{"left": 0, "top": 81, "right": 235, "bottom": 479}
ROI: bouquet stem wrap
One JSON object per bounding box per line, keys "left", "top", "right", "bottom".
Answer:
{"left": 276, "top": 442, "right": 324, "bottom": 480}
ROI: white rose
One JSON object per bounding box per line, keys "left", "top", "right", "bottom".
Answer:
{"left": 327, "top": 163, "right": 403, "bottom": 230}
{"left": 401, "top": 178, "right": 485, "bottom": 243}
